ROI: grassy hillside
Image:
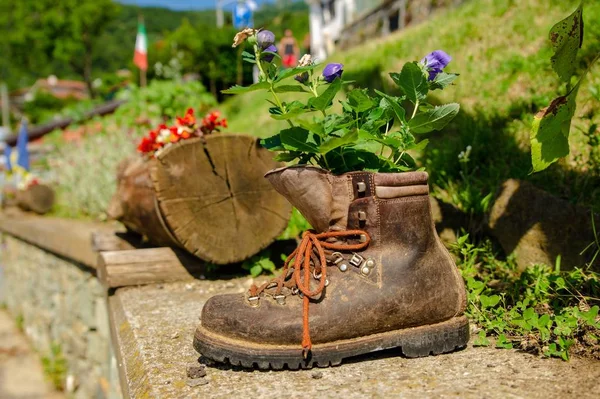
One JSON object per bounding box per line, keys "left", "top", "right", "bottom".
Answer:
{"left": 222, "top": 0, "right": 600, "bottom": 213}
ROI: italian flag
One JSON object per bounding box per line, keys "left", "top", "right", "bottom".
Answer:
{"left": 133, "top": 20, "right": 148, "bottom": 71}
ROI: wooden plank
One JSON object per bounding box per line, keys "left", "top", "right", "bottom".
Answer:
{"left": 0, "top": 209, "right": 120, "bottom": 269}
{"left": 90, "top": 231, "right": 136, "bottom": 252}
{"left": 4, "top": 100, "right": 126, "bottom": 146}
{"left": 97, "top": 247, "right": 203, "bottom": 289}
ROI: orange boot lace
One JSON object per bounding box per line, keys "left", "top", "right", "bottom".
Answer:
{"left": 249, "top": 229, "right": 371, "bottom": 358}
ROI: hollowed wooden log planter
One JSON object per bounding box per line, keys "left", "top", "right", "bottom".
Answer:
{"left": 16, "top": 184, "right": 55, "bottom": 214}
{"left": 107, "top": 135, "right": 292, "bottom": 264}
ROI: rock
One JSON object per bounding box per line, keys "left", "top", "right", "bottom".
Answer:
{"left": 311, "top": 371, "right": 323, "bottom": 379}
{"left": 187, "top": 365, "right": 207, "bottom": 379}
{"left": 186, "top": 378, "right": 209, "bottom": 387}
{"left": 429, "top": 197, "right": 469, "bottom": 246}
{"left": 488, "top": 179, "right": 600, "bottom": 271}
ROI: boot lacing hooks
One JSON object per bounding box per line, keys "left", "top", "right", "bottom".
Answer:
{"left": 248, "top": 229, "right": 371, "bottom": 359}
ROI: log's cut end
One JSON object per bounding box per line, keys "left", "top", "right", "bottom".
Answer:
{"left": 17, "top": 184, "right": 55, "bottom": 214}
{"left": 107, "top": 157, "right": 180, "bottom": 248}
{"left": 150, "top": 135, "right": 292, "bottom": 264}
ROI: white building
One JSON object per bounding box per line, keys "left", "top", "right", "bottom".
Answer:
{"left": 306, "top": 0, "right": 461, "bottom": 61}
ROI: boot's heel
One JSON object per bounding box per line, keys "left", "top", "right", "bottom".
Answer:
{"left": 401, "top": 316, "right": 470, "bottom": 358}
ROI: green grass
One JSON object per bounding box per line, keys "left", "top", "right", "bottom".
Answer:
{"left": 41, "top": 343, "right": 67, "bottom": 391}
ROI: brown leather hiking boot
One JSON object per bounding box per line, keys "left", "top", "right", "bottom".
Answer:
{"left": 194, "top": 165, "right": 469, "bottom": 369}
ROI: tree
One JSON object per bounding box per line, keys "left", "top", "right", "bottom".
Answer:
{"left": 0, "top": 0, "right": 118, "bottom": 97}
{"left": 51, "top": 0, "right": 119, "bottom": 98}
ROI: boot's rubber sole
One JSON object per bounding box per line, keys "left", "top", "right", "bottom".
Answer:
{"left": 193, "top": 316, "right": 469, "bottom": 370}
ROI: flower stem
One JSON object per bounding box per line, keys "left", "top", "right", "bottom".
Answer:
{"left": 411, "top": 100, "right": 420, "bottom": 120}
{"left": 254, "top": 45, "right": 268, "bottom": 82}
{"left": 269, "top": 87, "right": 294, "bottom": 127}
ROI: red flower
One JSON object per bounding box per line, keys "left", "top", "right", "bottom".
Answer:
{"left": 137, "top": 136, "right": 155, "bottom": 153}
{"left": 200, "top": 111, "right": 228, "bottom": 135}
{"left": 176, "top": 108, "right": 196, "bottom": 127}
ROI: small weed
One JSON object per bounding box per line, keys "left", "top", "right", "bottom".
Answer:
{"left": 242, "top": 250, "right": 277, "bottom": 278}
{"left": 41, "top": 343, "right": 67, "bottom": 391}
{"left": 278, "top": 208, "right": 312, "bottom": 241}
{"left": 454, "top": 234, "right": 600, "bottom": 360}
{"left": 14, "top": 313, "right": 24, "bottom": 332}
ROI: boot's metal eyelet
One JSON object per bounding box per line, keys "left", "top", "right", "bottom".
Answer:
{"left": 273, "top": 294, "right": 286, "bottom": 305}
{"left": 357, "top": 181, "right": 366, "bottom": 193}
{"left": 349, "top": 253, "right": 364, "bottom": 267}
{"left": 364, "top": 258, "right": 375, "bottom": 268}
{"left": 247, "top": 296, "right": 260, "bottom": 307}
{"left": 313, "top": 270, "right": 322, "bottom": 280}
{"left": 358, "top": 211, "right": 367, "bottom": 222}
{"left": 338, "top": 263, "right": 349, "bottom": 272}
{"left": 291, "top": 287, "right": 299, "bottom": 295}
{"left": 324, "top": 279, "right": 330, "bottom": 287}
{"left": 330, "top": 252, "right": 344, "bottom": 265}
{"left": 361, "top": 266, "right": 371, "bottom": 276}
{"left": 359, "top": 234, "right": 367, "bottom": 243}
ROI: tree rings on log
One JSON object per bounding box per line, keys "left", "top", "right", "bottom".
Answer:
{"left": 150, "top": 135, "right": 291, "bottom": 264}
{"left": 108, "top": 135, "right": 292, "bottom": 264}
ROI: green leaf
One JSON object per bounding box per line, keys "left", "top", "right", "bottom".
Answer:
{"left": 250, "top": 264, "right": 263, "bottom": 277}
{"left": 347, "top": 89, "right": 375, "bottom": 112}
{"left": 259, "top": 258, "right": 276, "bottom": 272}
{"left": 270, "top": 101, "right": 307, "bottom": 120}
{"left": 358, "top": 129, "right": 402, "bottom": 149}
{"left": 480, "top": 294, "right": 501, "bottom": 309}
{"left": 411, "top": 138, "right": 429, "bottom": 152}
{"left": 429, "top": 72, "right": 459, "bottom": 90}
{"left": 409, "top": 103, "right": 460, "bottom": 133}
{"left": 473, "top": 330, "right": 490, "bottom": 347}
{"left": 549, "top": 4, "right": 583, "bottom": 82}
{"left": 495, "top": 334, "right": 514, "bottom": 349}
{"left": 319, "top": 129, "right": 358, "bottom": 154}
{"left": 308, "top": 78, "right": 342, "bottom": 111}
{"left": 391, "top": 62, "right": 428, "bottom": 103}
{"left": 273, "top": 85, "right": 309, "bottom": 93}
{"left": 375, "top": 90, "right": 407, "bottom": 123}
{"left": 275, "top": 64, "right": 318, "bottom": 83}
{"left": 274, "top": 151, "right": 302, "bottom": 162}
{"left": 279, "top": 127, "right": 320, "bottom": 153}
{"left": 530, "top": 81, "right": 580, "bottom": 172}
{"left": 323, "top": 114, "right": 354, "bottom": 135}
{"left": 222, "top": 81, "right": 270, "bottom": 94}
{"left": 260, "top": 134, "right": 284, "bottom": 151}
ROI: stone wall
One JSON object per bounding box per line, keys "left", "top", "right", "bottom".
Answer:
{"left": 0, "top": 234, "right": 122, "bottom": 399}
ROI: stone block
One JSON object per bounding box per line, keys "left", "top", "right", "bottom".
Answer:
{"left": 488, "top": 179, "right": 600, "bottom": 271}
{"left": 95, "top": 298, "right": 110, "bottom": 339}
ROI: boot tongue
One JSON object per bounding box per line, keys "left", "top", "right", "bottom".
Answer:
{"left": 265, "top": 166, "right": 349, "bottom": 233}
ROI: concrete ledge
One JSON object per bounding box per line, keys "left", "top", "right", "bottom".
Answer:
{"left": 0, "top": 209, "right": 119, "bottom": 269}
{"left": 107, "top": 279, "right": 600, "bottom": 398}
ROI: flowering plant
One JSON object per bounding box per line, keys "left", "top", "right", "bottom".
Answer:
{"left": 137, "top": 108, "right": 227, "bottom": 157}
{"left": 16, "top": 172, "right": 40, "bottom": 191}
{"left": 228, "top": 29, "right": 460, "bottom": 174}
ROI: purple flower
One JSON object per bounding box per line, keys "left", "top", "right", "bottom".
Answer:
{"left": 322, "top": 63, "right": 343, "bottom": 83}
{"left": 257, "top": 30, "right": 275, "bottom": 49}
{"left": 262, "top": 45, "right": 277, "bottom": 62}
{"left": 420, "top": 50, "right": 452, "bottom": 81}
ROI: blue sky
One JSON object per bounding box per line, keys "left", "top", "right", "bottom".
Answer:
{"left": 117, "top": 0, "right": 274, "bottom": 11}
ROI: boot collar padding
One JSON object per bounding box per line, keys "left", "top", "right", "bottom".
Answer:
{"left": 265, "top": 165, "right": 351, "bottom": 232}
{"left": 265, "top": 166, "right": 431, "bottom": 232}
